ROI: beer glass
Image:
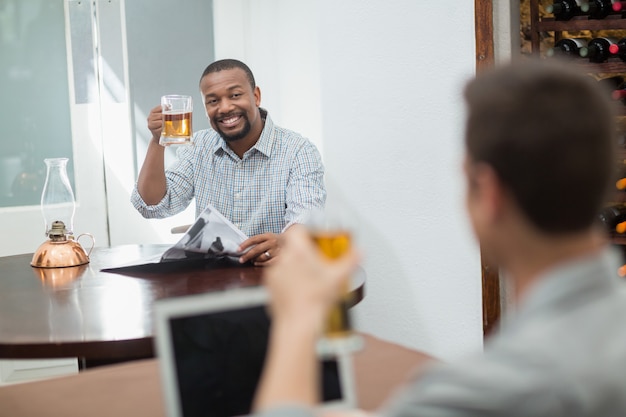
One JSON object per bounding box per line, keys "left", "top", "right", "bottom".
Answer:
{"left": 160, "top": 95, "right": 193, "bottom": 146}
{"left": 307, "top": 208, "right": 363, "bottom": 355}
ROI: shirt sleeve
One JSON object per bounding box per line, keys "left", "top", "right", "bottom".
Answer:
{"left": 283, "top": 140, "right": 326, "bottom": 231}
{"left": 380, "top": 350, "right": 568, "bottom": 417}
{"left": 130, "top": 144, "right": 196, "bottom": 219}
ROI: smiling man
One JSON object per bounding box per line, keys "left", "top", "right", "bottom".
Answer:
{"left": 131, "top": 59, "right": 325, "bottom": 265}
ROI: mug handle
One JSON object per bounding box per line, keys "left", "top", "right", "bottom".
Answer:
{"left": 76, "top": 233, "right": 95, "bottom": 257}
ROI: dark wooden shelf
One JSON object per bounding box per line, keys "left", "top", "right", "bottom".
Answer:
{"left": 551, "top": 56, "right": 626, "bottom": 73}
{"left": 611, "top": 236, "right": 626, "bottom": 245}
{"left": 538, "top": 15, "right": 626, "bottom": 32}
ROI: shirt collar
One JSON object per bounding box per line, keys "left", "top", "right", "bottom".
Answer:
{"left": 213, "top": 108, "right": 274, "bottom": 159}
{"left": 506, "top": 246, "right": 622, "bottom": 326}
{"left": 251, "top": 108, "right": 274, "bottom": 158}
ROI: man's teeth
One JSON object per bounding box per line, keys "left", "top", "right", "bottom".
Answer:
{"left": 222, "top": 116, "right": 240, "bottom": 125}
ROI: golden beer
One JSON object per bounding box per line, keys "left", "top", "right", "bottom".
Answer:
{"left": 161, "top": 111, "right": 193, "bottom": 143}
{"left": 160, "top": 95, "right": 193, "bottom": 145}
{"left": 311, "top": 230, "right": 352, "bottom": 338}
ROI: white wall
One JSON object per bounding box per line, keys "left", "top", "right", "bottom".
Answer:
{"left": 317, "top": 1, "right": 482, "bottom": 360}
{"left": 214, "top": 0, "right": 483, "bottom": 360}
{"left": 212, "top": 0, "right": 323, "bottom": 154}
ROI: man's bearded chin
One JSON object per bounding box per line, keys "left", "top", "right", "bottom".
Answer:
{"left": 217, "top": 117, "right": 251, "bottom": 142}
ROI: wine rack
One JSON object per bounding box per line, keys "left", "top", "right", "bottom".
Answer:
{"left": 529, "top": 0, "right": 626, "bottom": 73}
{"left": 528, "top": 0, "right": 626, "bottom": 258}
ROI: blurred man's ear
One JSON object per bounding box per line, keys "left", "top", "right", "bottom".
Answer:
{"left": 472, "top": 162, "right": 505, "bottom": 225}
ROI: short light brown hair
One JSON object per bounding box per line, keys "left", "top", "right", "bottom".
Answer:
{"left": 464, "top": 60, "right": 616, "bottom": 233}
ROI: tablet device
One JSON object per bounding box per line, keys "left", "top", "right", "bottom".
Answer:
{"left": 153, "top": 287, "right": 356, "bottom": 417}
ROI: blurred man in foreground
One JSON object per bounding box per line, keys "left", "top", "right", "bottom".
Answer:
{"left": 254, "top": 61, "right": 626, "bottom": 416}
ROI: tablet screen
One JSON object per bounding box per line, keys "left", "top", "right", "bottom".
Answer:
{"left": 168, "top": 305, "right": 343, "bottom": 417}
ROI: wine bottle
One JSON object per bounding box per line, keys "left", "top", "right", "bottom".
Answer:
{"left": 546, "top": 38, "right": 589, "bottom": 57}
{"left": 613, "top": 1, "right": 626, "bottom": 12}
{"left": 613, "top": 88, "right": 626, "bottom": 104}
{"left": 586, "top": 0, "right": 613, "bottom": 18}
{"left": 598, "top": 77, "right": 625, "bottom": 105}
{"left": 598, "top": 204, "right": 626, "bottom": 230}
{"left": 579, "top": 37, "right": 618, "bottom": 62}
{"left": 609, "top": 38, "right": 626, "bottom": 61}
{"left": 612, "top": 82, "right": 626, "bottom": 105}
{"left": 546, "top": 0, "right": 587, "bottom": 20}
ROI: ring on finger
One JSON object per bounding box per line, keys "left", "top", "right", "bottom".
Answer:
{"left": 264, "top": 251, "right": 271, "bottom": 259}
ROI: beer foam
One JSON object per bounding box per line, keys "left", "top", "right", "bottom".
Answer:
{"left": 163, "top": 110, "right": 191, "bottom": 115}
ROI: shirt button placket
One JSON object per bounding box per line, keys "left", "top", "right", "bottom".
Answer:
{"left": 233, "top": 160, "right": 245, "bottom": 230}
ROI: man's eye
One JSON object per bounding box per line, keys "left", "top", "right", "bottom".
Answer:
{"left": 206, "top": 99, "right": 217, "bottom": 105}
{"left": 232, "top": 93, "right": 241, "bottom": 99}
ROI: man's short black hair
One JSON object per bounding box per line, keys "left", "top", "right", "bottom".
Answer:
{"left": 199, "top": 59, "right": 256, "bottom": 90}
{"left": 464, "top": 60, "right": 616, "bottom": 234}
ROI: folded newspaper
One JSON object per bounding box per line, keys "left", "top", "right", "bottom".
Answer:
{"left": 160, "top": 203, "right": 249, "bottom": 261}
{"left": 100, "top": 204, "right": 250, "bottom": 273}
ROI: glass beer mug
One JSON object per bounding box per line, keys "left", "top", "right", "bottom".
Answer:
{"left": 160, "top": 95, "right": 193, "bottom": 146}
{"left": 307, "top": 207, "right": 363, "bottom": 356}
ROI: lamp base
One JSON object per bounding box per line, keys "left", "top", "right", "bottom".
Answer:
{"left": 31, "top": 239, "right": 90, "bottom": 268}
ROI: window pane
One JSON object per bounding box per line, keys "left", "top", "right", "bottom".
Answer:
{"left": 124, "top": 0, "right": 214, "bottom": 174}
{"left": 0, "top": 0, "right": 74, "bottom": 207}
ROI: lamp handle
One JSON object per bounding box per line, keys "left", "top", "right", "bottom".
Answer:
{"left": 76, "top": 233, "right": 95, "bottom": 257}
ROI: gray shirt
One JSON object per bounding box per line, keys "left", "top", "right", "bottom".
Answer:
{"left": 261, "top": 247, "right": 626, "bottom": 417}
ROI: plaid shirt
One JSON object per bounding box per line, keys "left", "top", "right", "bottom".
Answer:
{"left": 131, "top": 110, "right": 326, "bottom": 236}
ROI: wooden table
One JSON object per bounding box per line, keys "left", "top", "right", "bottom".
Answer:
{"left": 0, "top": 245, "right": 365, "bottom": 361}
{"left": 0, "top": 334, "right": 435, "bottom": 416}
